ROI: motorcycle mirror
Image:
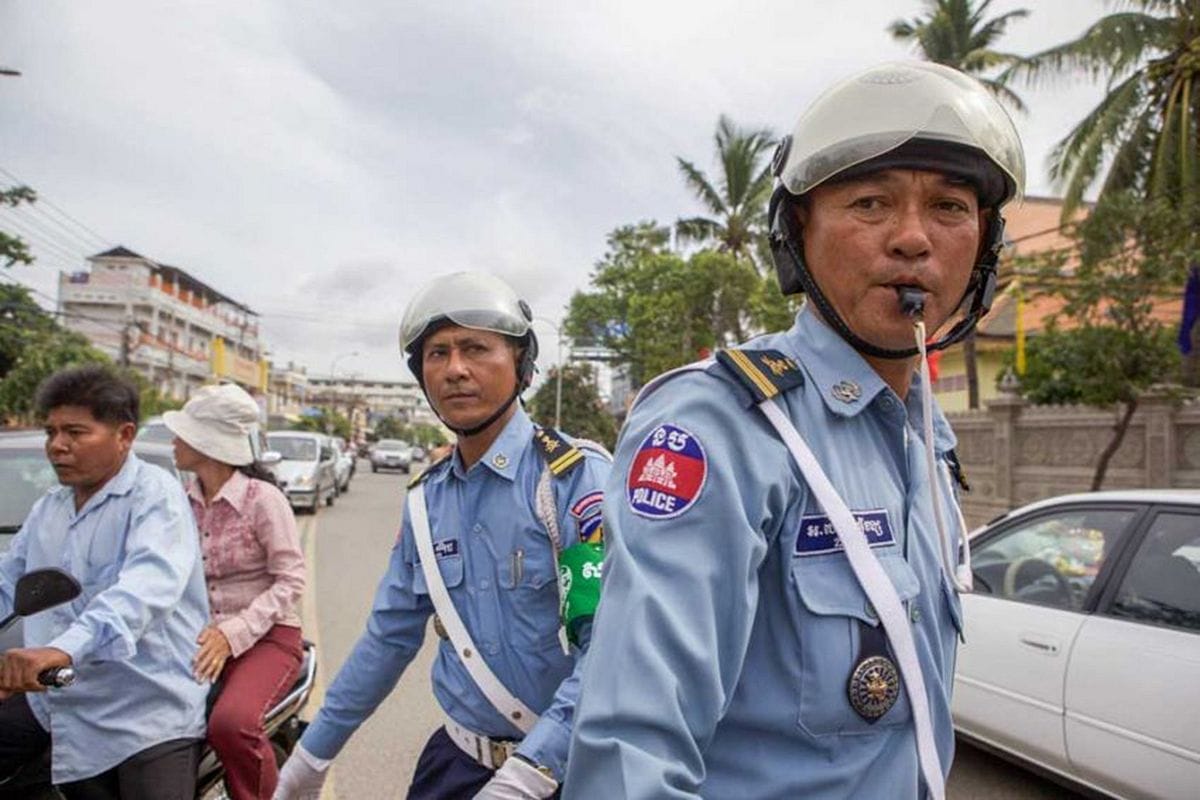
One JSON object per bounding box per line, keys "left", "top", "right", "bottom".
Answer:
{"left": 13, "top": 568, "right": 81, "bottom": 617}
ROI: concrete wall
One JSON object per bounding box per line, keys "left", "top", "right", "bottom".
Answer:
{"left": 946, "top": 390, "right": 1200, "bottom": 528}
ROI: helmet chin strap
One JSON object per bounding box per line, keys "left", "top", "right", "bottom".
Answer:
{"left": 439, "top": 384, "right": 522, "bottom": 439}
{"left": 769, "top": 195, "right": 1002, "bottom": 360}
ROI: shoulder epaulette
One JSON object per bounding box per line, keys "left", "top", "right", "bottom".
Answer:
{"left": 715, "top": 348, "right": 805, "bottom": 403}
{"left": 532, "top": 426, "right": 585, "bottom": 477}
{"left": 407, "top": 452, "right": 452, "bottom": 489}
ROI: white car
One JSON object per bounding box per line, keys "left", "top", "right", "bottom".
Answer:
{"left": 953, "top": 490, "right": 1200, "bottom": 799}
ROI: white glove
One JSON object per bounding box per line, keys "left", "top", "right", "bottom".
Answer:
{"left": 473, "top": 755, "right": 558, "bottom": 800}
{"left": 272, "top": 743, "right": 331, "bottom": 800}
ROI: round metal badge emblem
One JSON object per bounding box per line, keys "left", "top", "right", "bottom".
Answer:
{"left": 847, "top": 655, "right": 900, "bottom": 721}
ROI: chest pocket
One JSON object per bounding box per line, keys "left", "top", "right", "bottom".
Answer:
{"left": 411, "top": 538, "right": 465, "bottom": 597}
{"left": 502, "top": 532, "right": 561, "bottom": 651}
{"left": 791, "top": 552, "right": 921, "bottom": 737}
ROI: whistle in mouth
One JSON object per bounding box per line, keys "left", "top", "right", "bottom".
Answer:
{"left": 897, "top": 286, "right": 926, "bottom": 318}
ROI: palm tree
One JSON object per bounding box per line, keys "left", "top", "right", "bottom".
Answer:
{"left": 890, "top": 0, "right": 1030, "bottom": 409}
{"left": 1004, "top": 0, "right": 1200, "bottom": 220}
{"left": 889, "top": 0, "right": 1030, "bottom": 111}
{"left": 675, "top": 115, "right": 776, "bottom": 269}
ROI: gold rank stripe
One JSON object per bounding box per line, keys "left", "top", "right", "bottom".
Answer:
{"left": 549, "top": 448, "right": 584, "bottom": 475}
{"left": 726, "top": 348, "right": 778, "bottom": 399}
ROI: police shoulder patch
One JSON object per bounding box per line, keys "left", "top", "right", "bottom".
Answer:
{"left": 715, "top": 348, "right": 804, "bottom": 404}
{"left": 626, "top": 423, "right": 707, "bottom": 519}
{"left": 570, "top": 491, "right": 605, "bottom": 543}
{"left": 532, "top": 426, "right": 585, "bottom": 477}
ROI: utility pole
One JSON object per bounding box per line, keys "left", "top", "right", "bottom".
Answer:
{"left": 119, "top": 317, "right": 134, "bottom": 368}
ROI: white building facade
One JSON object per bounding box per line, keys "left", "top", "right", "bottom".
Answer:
{"left": 59, "top": 246, "right": 266, "bottom": 400}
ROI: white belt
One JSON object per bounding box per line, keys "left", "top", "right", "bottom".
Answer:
{"left": 443, "top": 714, "right": 519, "bottom": 770}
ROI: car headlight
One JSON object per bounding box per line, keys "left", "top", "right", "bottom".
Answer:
{"left": 293, "top": 474, "right": 313, "bottom": 488}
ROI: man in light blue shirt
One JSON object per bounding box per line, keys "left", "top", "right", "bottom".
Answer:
{"left": 0, "top": 365, "right": 208, "bottom": 799}
{"left": 276, "top": 273, "right": 610, "bottom": 800}
{"left": 565, "top": 62, "right": 1026, "bottom": 799}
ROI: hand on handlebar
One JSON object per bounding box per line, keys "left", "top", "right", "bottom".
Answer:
{"left": 0, "top": 647, "right": 72, "bottom": 693}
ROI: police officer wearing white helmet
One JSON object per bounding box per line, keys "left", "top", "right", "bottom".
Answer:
{"left": 274, "top": 273, "right": 611, "bottom": 799}
{"left": 564, "top": 62, "right": 1024, "bottom": 799}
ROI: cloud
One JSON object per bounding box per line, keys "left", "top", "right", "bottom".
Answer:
{"left": 3, "top": 0, "right": 1109, "bottom": 384}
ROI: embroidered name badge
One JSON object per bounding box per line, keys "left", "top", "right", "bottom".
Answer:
{"left": 571, "top": 491, "right": 605, "bottom": 543}
{"left": 627, "top": 424, "right": 707, "bottom": 519}
{"left": 794, "top": 509, "right": 895, "bottom": 556}
{"left": 433, "top": 539, "right": 460, "bottom": 560}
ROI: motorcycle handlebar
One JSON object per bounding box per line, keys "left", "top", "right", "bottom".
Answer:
{"left": 37, "top": 666, "right": 75, "bottom": 688}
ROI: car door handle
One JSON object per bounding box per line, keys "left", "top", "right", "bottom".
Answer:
{"left": 1018, "top": 632, "right": 1061, "bottom": 655}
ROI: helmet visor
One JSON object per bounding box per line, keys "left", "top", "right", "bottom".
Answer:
{"left": 400, "top": 272, "right": 532, "bottom": 353}
{"left": 778, "top": 62, "right": 1025, "bottom": 203}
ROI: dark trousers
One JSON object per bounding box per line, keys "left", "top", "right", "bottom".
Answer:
{"left": 407, "top": 727, "right": 561, "bottom": 800}
{"left": 0, "top": 693, "right": 200, "bottom": 800}
{"left": 208, "top": 624, "right": 303, "bottom": 800}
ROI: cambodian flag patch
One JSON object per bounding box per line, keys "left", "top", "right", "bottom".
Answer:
{"left": 794, "top": 509, "right": 896, "bottom": 556}
{"left": 627, "top": 424, "right": 707, "bottom": 519}
{"left": 571, "top": 491, "right": 605, "bottom": 543}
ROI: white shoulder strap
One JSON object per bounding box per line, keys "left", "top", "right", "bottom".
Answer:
{"left": 756, "top": 399, "right": 946, "bottom": 800}
{"left": 408, "top": 484, "right": 539, "bottom": 734}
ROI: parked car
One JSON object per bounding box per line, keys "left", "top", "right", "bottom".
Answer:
{"left": 135, "top": 416, "right": 173, "bottom": 444}
{"left": 953, "top": 490, "right": 1200, "bottom": 800}
{"left": 266, "top": 432, "right": 338, "bottom": 512}
{"left": 411, "top": 445, "right": 427, "bottom": 462}
{"left": 370, "top": 439, "right": 412, "bottom": 473}
{"left": 0, "top": 431, "right": 189, "bottom": 653}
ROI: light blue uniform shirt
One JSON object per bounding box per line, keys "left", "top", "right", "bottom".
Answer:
{"left": 0, "top": 453, "right": 209, "bottom": 783}
{"left": 303, "top": 408, "right": 611, "bottom": 781}
{"left": 565, "top": 308, "right": 966, "bottom": 799}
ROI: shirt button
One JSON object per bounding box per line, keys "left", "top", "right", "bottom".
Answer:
{"left": 865, "top": 602, "right": 878, "bottom": 620}
{"left": 911, "top": 606, "right": 922, "bottom": 623}
{"left": 479, "top": 578, "right": 491, "bottom": 590}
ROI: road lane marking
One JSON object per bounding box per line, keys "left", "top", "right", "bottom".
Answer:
{"left": 298, "top": 513, "right": 339, "bottom": 800}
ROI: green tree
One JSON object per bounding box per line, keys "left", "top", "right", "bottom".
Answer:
{"left": 565, "top": 225, "right": 760, "bottom": 387}
{"left": 1010, "top": 191, "right": 1196, "bottom": 489}
{"left": 1005, "top": 1, "right": 1200, "bottom": 219}
{"left": 890, "top": 0, "right": 1029, "bottom": 409}
{"left": 0, "top": 333, "right": 109, "bottom": 424}
{"left": 527, "top": 363, "right": 618, "bottom": 451}
{"left": 0, "top": 185, "right": 36, "bottom": 268}
{"left": 1, "top": 284, "right": 62, "bottom": 377}
{"left": 292, "top": 409, "right": 351, "bottom": 440}
{"left": 889, "top": 0, "right": 1030, "bottom": 111}
{"left": 675, "top": 115, "right": 776, "bottom": 269}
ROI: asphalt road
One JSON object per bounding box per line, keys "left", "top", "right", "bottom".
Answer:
{"left": 299, "top": 463, "right": 1080, "bottom": 799}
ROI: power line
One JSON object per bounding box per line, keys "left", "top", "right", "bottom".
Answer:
{"left": 0, "top": 165, "right": 111, "bottom": 250}
{"left": 2, "top": 195, "right": 107, "bottom": 255}
{"left": 0, "top": 209, "right": 90, "bottom": 265}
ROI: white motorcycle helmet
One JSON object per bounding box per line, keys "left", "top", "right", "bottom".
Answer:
{"left": 399, "top": 271, "right": 538, "bottom": 435}
{"left": 768, "top": 61, "right": 1026, "bottom": 359}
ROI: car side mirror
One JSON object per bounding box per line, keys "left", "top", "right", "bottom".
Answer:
{"left": 320, "top": 447, "right": 334, "bottom": 461}
{"left": 259, "top": 451, "right": 283, "bottom": 466}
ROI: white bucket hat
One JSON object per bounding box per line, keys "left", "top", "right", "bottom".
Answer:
{"left": 163, "top": 383, "right": 261, "bottom": 466}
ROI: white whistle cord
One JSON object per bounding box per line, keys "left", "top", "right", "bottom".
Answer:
{"left": 914, "top": 321, "right": 973, "bottom": 594}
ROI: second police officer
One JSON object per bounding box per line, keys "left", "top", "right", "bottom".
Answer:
{"left": 274, "top": 272, "right": 610, "bottom": 799}
{"left": 565, "top": 62, "right": 1025, "bottom": 799}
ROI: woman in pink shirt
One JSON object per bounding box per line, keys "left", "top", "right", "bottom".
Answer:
{"left": 163, "top": 384, "right": 306, "bottom": 800}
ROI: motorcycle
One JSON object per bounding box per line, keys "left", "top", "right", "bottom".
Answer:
{"left": 0, "top": 569, "right": 317, "bottom": 800}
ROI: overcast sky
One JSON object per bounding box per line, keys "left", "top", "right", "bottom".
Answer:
{"left": 1, "top": 0, "right": 1109, "bottom": 383}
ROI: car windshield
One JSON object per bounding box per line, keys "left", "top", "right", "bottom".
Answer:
{"left": 377, "top": 440, "right": 407, "bottom": 450}
{"left": 137, "top": 422, "right": 174, "bottom": 443}
{"left": 0, "top": 447, "right": 59, "bottom": 533}
{"left": 268, "top": 436, "right": 317, "bottom": 461}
